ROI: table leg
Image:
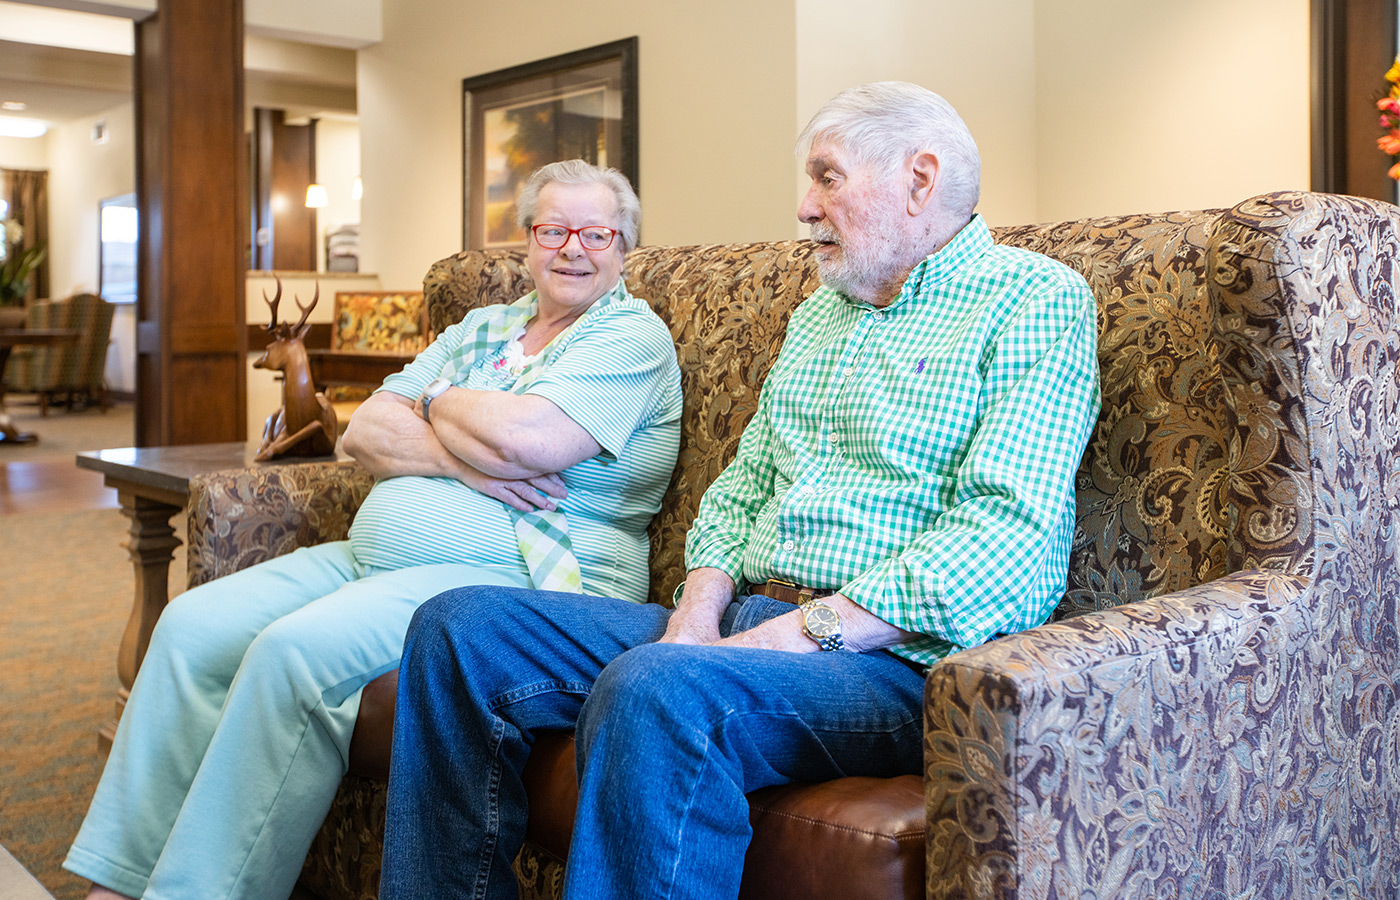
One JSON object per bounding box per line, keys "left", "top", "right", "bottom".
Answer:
{"left": 100, "top": 488, "right": 183, "bottom": 754}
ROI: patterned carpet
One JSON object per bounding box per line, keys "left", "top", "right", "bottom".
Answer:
{"left": 0, "top": 507, "right": 185, "bottom": 899}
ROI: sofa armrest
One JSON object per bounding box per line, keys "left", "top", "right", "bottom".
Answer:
{"left": 924, "top": 568, "right": 1310, "bottom": 898}
{"left": 185, "top": 459, "right": 375, "bottom": 588}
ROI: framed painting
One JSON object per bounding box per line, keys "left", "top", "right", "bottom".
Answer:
{"left": 462, "top": 38, "right": 638, "bottom": 249}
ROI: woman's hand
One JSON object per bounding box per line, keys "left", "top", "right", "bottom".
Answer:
{"left": 425, "top": 387, "right": 602, "bottom": 480}
{"left": 458, "top": 469, "right": 568, "bottom": 512}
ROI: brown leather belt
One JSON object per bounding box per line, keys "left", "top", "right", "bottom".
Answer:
{"left": 747, "top": 579, "right": 834, "bottom": 605}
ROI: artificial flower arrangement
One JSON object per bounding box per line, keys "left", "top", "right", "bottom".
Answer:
{"left": 1380, "top": 59, "right": 1400, "bottom": 180}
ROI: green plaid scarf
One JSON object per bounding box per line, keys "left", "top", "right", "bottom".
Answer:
{"left": 446, "top": 282, "right": 626, "bottom": 593}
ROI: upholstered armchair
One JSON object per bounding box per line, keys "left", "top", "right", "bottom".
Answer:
{"left": 3, "top": 293, "right": 114, "bottom": 413}
{"left": 174, "top": 190, "right": 1400, "bottom": 899}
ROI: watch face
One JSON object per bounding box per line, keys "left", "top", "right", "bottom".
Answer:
{"left": 804, "top": 603, "right": 840, "bottom": 638}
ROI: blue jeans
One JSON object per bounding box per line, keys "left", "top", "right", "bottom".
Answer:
{"left": 379, "top": 586, "right": 927, "bottom": 900}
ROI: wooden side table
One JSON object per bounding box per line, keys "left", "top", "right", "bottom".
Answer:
{"left": 76, "top": 442, "right": 347, "bottom": 753}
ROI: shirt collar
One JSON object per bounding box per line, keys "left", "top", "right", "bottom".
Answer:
{"left": 896, "top": 214, "right": 992, "bottom": 306}
{"left": 826, "top": 214, "right": 992, "bottom": 312}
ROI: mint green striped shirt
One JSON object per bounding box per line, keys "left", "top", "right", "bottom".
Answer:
{"left": 685, "top": 216, "right": 1101, "bottom": 667}
{"left": 349, "top": 288, "right": 682, "bottom": 604}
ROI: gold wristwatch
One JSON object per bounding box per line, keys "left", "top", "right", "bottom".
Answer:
{"left": 799, "top": 599, "right": 847, "bottom": 651}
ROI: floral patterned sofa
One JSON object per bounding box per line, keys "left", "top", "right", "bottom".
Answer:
{"left": 181, "top": 190, "right": 1400, "bottom": 899}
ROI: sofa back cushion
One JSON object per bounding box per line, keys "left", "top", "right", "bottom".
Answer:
{"left": 424, "top": 243, "right": 820, "bottom": 606}
{"left": 992, "top": 210, "right": 1233, "bottom": 615}
{"left": 423, "top": 209, "right": 1247, "bottom": 616}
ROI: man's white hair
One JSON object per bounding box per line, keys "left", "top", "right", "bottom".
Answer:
{"left": 516, "top": 159, "right": 641, "bottom": 253}
{"left": 796, "top": 82, "right": 981, "bottom": 219}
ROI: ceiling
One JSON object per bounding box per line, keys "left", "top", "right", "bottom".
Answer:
{"left": 0, "top": 27, "right": 358, "bottom": 134}
{"left": 0, "top": 39, "right": 131, "bottom": 126}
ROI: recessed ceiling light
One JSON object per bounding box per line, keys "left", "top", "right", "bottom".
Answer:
{"left": 0, "top": 117, "right": 48, "bottom": 139}
{"left": 0, "top": 101, "right": 27, "bottom": 112}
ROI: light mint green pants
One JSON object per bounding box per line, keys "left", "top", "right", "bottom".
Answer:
{"left": 63, "top": 541, "right": 530, "bottom": 900}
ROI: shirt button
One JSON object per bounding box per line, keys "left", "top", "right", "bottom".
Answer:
{"left": 782, "top": 539, "right": 796, "bottom": 551}
{"left": 872, "top": 310, "right": 885, "bottom": 321}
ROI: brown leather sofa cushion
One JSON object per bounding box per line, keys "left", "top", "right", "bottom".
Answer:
{"left": 348, "top": 669, "right": 925, "bottom": 899}
{"left": 347, "top": 669, "right": 397, "bottom": 779}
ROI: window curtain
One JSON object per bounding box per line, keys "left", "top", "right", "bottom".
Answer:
{"left": 2, "top": 168, "right": 50, "bottom": 303}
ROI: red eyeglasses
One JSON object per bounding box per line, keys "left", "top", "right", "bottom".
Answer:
{"left": 530, "top": 224, "right": 618, "bottom": 251}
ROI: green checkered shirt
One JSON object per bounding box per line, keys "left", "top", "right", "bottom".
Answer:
{"left": 685, "top": 216, "right": 1101, "bottom": 667}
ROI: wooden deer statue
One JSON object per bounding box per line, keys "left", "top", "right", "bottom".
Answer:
{"left": 253, "top": 277, "right": 338, "bottom": 461}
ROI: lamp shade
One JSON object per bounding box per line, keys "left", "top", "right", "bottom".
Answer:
{"left": 305, "top": 184, "right": 328, "bottom": 208}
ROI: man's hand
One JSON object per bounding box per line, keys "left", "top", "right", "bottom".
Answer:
{"left": 713, "top": 593, "right": 920, "bottom": 653}
{"left": 709, "top": 609, "right": 815, "bottom": 651}
{"left": 659, "top": 567, "right": 734, "bottom": 645}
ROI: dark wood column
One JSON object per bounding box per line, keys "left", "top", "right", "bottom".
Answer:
{"left": 134, "top": 0, "right": 247, "bottom": 446}
{"left": 1312, "top": 0, "right": 1399, "bottom": 201}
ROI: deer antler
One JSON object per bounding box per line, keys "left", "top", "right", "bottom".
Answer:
{"left": 262, "top": 277, "right": 284, "bottom": 332}
{"left": 293, "top": 282, "right": 320, "bottom": 333}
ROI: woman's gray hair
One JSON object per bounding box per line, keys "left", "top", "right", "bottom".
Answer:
{"left": 515, "top": 159, "right": 641, "bottom": 253}
{"left": 796, "top": 82, "right": 981, "bottom": 220}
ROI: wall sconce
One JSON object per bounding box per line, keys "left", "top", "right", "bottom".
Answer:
{"left": 351, "top": 176, "right": 363, "bottom": 201}
{"left": 305, "top": 183, "right": 328, "bottom": 208}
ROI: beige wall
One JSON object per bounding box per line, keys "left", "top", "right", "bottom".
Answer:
{"left": 796, "top": 0, "right": 1039, "bottom": 229}
{"left": 357, "top": 0, "right": 1311, "bottom": 289}
{"left": 0, "top": 134, "right": 50, "bottom": 170}
{"left": 1034, "top": 0, "right": 1310, "bottom": 220}
{"left": 312, "top": 117, "right": 362, "bottom": 271}
{"left": 357, "top": 0, "right": 799, "bottom": 290}
{"left": 43, "top": 101, "right": 134, "bottom": 300}
{"left": 797, "top": 0, "right": 1310, "bottom": 225}
{"left": 15, "top": 101, "right": 136, "bottom": 391}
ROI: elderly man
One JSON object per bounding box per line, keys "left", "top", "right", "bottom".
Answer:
{"left": 379, "top": 82, "right": 1101, "bottom": 900}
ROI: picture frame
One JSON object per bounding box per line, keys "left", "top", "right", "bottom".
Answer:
{"left": 462, "top": 38, "right": 638, "bottom": 250}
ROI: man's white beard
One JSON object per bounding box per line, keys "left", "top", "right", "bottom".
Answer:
{"left": 811, "top": 220, "right": 902, "bottom": 303}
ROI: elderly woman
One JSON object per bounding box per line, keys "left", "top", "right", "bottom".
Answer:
{"left": 66, "top": 159, "right": 681, "bottom": 900}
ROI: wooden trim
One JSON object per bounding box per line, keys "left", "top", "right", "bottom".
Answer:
{"left": 1312, "top": 0, "right": 1397, "bottom": 200}
{"left": 134, "top": 0, "right": 247, "bottom": 447}
{"left": 1311, "top": 0, "right": 1343, "bottom": 192}
{"left": 252, "top": 107, "right": 274, "bottom": 271}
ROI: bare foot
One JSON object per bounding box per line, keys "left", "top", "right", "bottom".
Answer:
{"left": 86, "top": 885, "right": 136, "bottom": 900}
